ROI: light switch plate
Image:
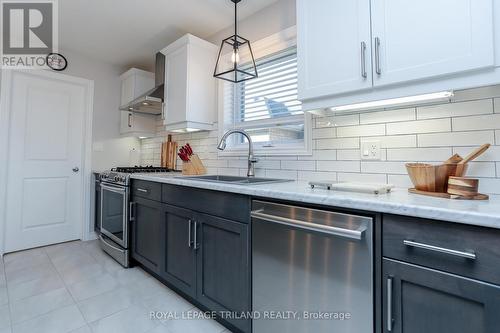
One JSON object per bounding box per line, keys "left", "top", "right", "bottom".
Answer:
{"left": 361, "top": 140, "right": 381, "bottom": 160}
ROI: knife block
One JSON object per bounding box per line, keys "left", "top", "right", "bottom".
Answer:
{"left": 182, "top": 154, "right": 206, "bottom": 175}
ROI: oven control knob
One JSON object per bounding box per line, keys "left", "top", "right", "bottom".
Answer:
{"left": 114, "top": 176, "right": 120, "bottom": 182}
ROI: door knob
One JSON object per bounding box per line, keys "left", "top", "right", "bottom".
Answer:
{"left": 72, "top": 167, "right": 79, "bottom": 172}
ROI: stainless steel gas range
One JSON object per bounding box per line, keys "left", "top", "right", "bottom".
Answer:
{"left": 98, "top": 166, "right": 177, "bottom": 267}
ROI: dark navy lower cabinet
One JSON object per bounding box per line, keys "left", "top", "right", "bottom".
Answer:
{"left": 383, "top": 258, "right": 500, "bottom": 333}
{"left": 130, "top": 197, "right": 163, "bottom": 275}
{"left": 196, "top": 213, "right": 250, "bottom": 333}
{"left": 161, "top": 204, "right": 197, "bottom": 298}
{"left": 128, "top": 180, "right": 252, "bottom": 333}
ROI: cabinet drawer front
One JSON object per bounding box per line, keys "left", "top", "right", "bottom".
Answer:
{"left": 132, "top": 180, "right": 162, "bottom": 201}
{"left": 383, "top": 214, "right": 500, "bottom": 285}
{"left": 162, "top": 184, "right": 250, "bottom": 223}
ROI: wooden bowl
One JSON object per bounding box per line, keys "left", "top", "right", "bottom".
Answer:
{"left": 406, "top": 163, "right": 469, "bottom": 192}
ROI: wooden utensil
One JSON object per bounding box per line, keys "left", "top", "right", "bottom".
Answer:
{"left": 406, "top": 163, "right": 462, "bottom": 192}
{"left": 409, "top": 188, "right": 488, "bottom": 200}
{"left": 443, "top": 153, "right": 463, "bottom": 164}
{"left": 165, "top": 135, "right": 177, "bottom": 169}
{"left": 455, "top": 143, "right": 490, "bottom": 176}
{"left": 447, "top": 176, "right": 479, "bottom": 197}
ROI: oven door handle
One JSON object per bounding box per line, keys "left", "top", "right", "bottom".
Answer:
{"left": 99, "top": 235, "right": 126, "bottom": 253}
{"left": 100, "top": 183, "right": 127, "bottom": 193}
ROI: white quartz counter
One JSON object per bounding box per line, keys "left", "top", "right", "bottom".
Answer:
{"left": 131, "top": 173, "right": 500, "bottom": 229}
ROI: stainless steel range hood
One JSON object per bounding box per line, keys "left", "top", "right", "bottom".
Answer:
{"left": 119, "top": 53, "right": 165, "bottom": 115}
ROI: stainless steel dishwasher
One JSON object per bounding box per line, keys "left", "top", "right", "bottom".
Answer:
{"left": 251, "top": 201, "right": 373, "bottom": 333}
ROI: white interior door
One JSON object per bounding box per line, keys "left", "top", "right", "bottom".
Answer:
{"left": 3, "top": 70, "right": 89, "bottom": 252}
{"left": 297, "top": 0, "right": 373, "bottom": 100}
{"left": 371, "top": 0, "right": 494, "bottom": 87}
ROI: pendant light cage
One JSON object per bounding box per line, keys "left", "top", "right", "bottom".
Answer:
{"left": 214, "top": 0, "right": 258, "bottom": 83}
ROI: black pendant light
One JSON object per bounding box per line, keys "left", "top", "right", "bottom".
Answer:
{"left": 214, "top": 0, "right": 258, "bottom": 83}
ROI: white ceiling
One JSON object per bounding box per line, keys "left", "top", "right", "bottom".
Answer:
{"left": 59, "top": 0, "right": 278, "bottom": 71}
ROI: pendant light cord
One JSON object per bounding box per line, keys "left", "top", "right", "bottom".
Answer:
{"left": 234, "top": 1, "right": 238, "bottom": 42}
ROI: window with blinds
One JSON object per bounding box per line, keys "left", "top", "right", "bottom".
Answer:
{"left": 223, "top": 47, "right": 308, "bottom": 152}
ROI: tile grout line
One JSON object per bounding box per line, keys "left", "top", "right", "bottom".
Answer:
{"left": 43, "top": 244, "right": 91, "bottom": 332}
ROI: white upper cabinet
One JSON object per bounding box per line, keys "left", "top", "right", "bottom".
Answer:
{"left": 297, "top": 0, "right": 498, "bottom": 109}
{"left": 297, "top": 0, "right": 373, "bottom": 100}
{"left": 371, "top": 0, "right": 494, "bottom": 87}
{"left": 119, "top": 69, "right": 157, "bottom": 137}
{"left": 120, "top": 111, "right": 156, "bottom": 138}
{"left": 162, "top": 34, "right": 218, "bottom": 132}
{"left": 120, "top": 69, "right": 155, "bottom": 107}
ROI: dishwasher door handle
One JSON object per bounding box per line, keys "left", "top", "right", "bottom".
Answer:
{"left": 251, "top": 211, "right": 366, "bottom": 240}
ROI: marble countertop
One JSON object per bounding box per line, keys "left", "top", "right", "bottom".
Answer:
{"left": 131, "top": 173, "right": 500, "bottom": 229}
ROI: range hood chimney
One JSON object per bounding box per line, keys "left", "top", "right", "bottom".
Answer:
{"left": 119, "top": 52, "right": 165, "bottom": 115}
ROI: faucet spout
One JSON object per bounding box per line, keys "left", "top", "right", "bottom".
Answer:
{"left": 217, "top": 129, "right": 258, "bottom": 177}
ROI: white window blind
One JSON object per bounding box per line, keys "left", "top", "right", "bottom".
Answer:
{"left": 223, "top": 47, "right": 308, "bottom": 152}
{"left": 237, "top": 47, "right": 302, "bottom": 123}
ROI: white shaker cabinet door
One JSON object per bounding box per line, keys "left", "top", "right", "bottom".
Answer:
{"left": 297, "top": 0, "right": 372, "bottom": 100}
{"left": 371, "top": 0, "right": 494, "bottom": 87}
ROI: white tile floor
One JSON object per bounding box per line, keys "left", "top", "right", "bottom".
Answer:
{"left": 0, "top": 240, "right": 229, "bottom": 333}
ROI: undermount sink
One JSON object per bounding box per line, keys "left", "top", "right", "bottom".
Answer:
{"left": 180, "top": 175, "right": 293, "bottom": 185}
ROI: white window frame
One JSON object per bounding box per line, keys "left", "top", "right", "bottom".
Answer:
{"left": 217, "top": 26, "right": 312, "bottom": 157}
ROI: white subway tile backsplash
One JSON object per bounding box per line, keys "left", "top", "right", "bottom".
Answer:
{"left": 361, "top": 161, "right": 407, "bottom": 174}
{"left": 453, "top": 146, "right": 500, "bottom": 162}
{"left": 315, "top": 114, "right": 359, "bottom": 128}
{"left": 337, "top": 124, "right": 385, "bottom": 137}
{"left": 227, "top": 159, "right": 248, "bottom": 168}
{"left": 387, "top": 174, "right": 413, "bottom": 188}
{"left": 478, "top": 178, "right": 500, "bottom": 194}
{"left": 360, "top": 108, "right": 415, "bottom": 124}
{"left": 254, "top": 159, "right": 281, "bottom": 169}
{"left": 417, "top": 99, "right": 493, "bottom": 119}
{"left": 418, "top": 131, "right": 495, "bottom": 147}
{"left": 298, "top": 149, "right": 337, "bottom": 161}
{"left": 312, "top": 127, "right": 336, "bottom": 139}
{"left": 281, "top": 160, "right": 315, "bottom": 171}
{"left": 298, "top": 171, "right": 337, "bottom": 182}
{"left": 142, "top": 85, "right": 500, "bottom": 194}
{"left": 452, "top": 85, "right": 500, "bottom": 101}
{"left": 317, "top": 161, "right": 360, "bottom": 172}
{"left": 337, "top": 150, "right": 362, "bottom": 161}
{"left": 364, "top": 135, "right": 417, "bottom": 148}
{"left": 387, "top": 148, "right": 452, "bottom": 162}
{"left": 316, "top": 138, "right": 359, "bottom": 150}
{"left": 387, "top": 119, "right": 451, "bottom": 135}
{"left": 265, "top": 169, "right": 297, "bottom": 179}
{"left": 452, "top": 114, "right": 500, "bottom": 132}
{"left": 465, "top": 162, "right": 497, "bottom": 178}
{"left": 337, "top": 173, "right": 387, "bottom": 184}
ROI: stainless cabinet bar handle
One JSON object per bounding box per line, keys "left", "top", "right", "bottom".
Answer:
{"left": 188, "top": 220, "right": 192, "bottom": 248}
{"left": 193, "top": 221, "right": 199, "bottom": 250}
{"left": 129, "top": 202, "right": 135, "bottom": 221}
{"left": 403, "top": 240, "right": 476, "bottom": 260}
{"left": 128, "top": 113, "right": 133, "bottom": 128}
{"left": 387, "top": 276, "right": 394, "bottom": 332}
{"left": 375, "top": 37, "right": 381, "bottom": 75}
{"left": 251, "top": 211, "right": 366, "bottom": 241}
{"left": 361, "top": 41, "right": 367, "bottom": 78}
{"left": 136, "top": 188, "right": 148, "bottom": 193}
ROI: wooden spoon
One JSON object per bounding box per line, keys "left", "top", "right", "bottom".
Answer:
{"left": 455, "top": 143, "right": 491, "bottom": 176}
{"left": 444, "top": 153, "right": 463, "bottom": 164}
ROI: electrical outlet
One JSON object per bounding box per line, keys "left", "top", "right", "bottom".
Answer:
{"left": 361, "top": 140, "right": 381, "bottom": 160}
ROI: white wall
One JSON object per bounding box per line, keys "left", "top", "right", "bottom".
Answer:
{"left": 60, "top": 49, "right": 141, "bottom": 171}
